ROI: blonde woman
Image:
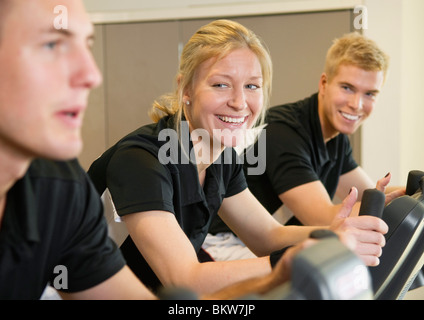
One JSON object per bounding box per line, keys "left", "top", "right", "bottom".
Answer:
{"left": 88, "top": 21, "right": 387, "bottom": 296}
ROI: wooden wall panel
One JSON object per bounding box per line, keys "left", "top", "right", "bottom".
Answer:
{"left": 104, "top": 21, "right": 180, "bottom": 147}
{"left": 235, "top": 11, "right": 352, "bottom": 106}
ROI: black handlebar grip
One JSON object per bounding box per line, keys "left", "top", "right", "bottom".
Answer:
{"left": 310, "top": 230, "right": 338, "bottom": 239}
{"left": 406, "top": 170, "right": 424, "bottom": 196}
{"left": 358, "top": 188, "right": 385, "bottom": 218}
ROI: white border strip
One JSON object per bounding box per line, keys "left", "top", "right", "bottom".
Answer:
{"left": 88, "top": 0, "right": 363, "bottom": 24}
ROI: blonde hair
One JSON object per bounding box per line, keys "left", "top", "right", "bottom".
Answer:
{"left": 324, "top": 32, "right": 389, "bottom": 82}
{"left": 149, "top": 19, "right": 272, "bottom": 133}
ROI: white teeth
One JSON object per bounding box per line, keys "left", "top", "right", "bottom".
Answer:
{"left": 341, "top": 112, "right": 359, "bottom": 121}
{"left": 218, "top": 115, "right": 246, "bottom": 124}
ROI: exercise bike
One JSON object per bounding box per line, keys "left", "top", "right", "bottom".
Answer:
{"left": 261, "top": 170, "right": 424, "bottom": 300}
{"left": 366, "top": 170, "right": 424, "bottom": 300}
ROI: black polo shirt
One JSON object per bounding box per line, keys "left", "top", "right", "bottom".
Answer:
{"left": 88, "top": 115, "right": 247, "bottom": 292}
{"left": 247, "top": 93, "right": 358, "bottom": 223}
{"left": 0, "top": 159, "right": 126, "bottom": 299}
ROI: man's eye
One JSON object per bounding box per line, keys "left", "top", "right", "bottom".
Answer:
{"left": 44, "top": 41, "right": 57, "bottom": 50}
{"left": 342, "top": 85, "right": 353, "bottom": 92}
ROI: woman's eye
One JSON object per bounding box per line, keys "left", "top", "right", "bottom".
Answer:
{"left": 213, "top": 83, "right": 228, "bottom": 88}
{"left": 246, "top": 84, "right": 260, "bottom": 90}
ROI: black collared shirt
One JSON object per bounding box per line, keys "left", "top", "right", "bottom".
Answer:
{"left": 88, "top": 115, "right": 247, "bottom": 291}
{"left": 245, "top": 93, "right": 358, "bottom": 222}
{"left": 0, "top": 159, "right": 125, "bottom": 299}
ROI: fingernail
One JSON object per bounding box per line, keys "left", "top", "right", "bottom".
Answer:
{"left": 385, "top": 172, "right": 390, "bottom": 178}
{"left": 348, "top": 187, "right": 353, "bottom": 195}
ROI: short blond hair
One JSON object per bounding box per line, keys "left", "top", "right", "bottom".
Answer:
{"left": 149, "top": 19, "right": 272, "bottom": 132}
{"left": 324, "top": 32, "right": 389, "bottom": 82}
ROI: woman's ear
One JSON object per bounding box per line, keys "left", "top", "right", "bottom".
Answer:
{"left": 183, "top": 92, "right": 191, "bottom": 106}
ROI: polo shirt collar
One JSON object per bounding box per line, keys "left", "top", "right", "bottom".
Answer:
{"left": 177, "top": 129, "right": 226, "bottom": 206}
{"left": 311, "top": 95, "right": 338, "bottom": 164}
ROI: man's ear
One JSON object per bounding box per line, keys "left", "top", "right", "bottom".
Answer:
{"left": 318, "top": 72, "right": 328, "bottom": 94}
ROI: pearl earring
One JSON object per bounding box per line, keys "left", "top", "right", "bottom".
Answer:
{"left": 186, "top": 101, "right": 190, "bottom": 106}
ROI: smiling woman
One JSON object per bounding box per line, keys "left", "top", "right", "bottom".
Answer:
{"left": 87, "top": 19, "right": 280, "bottom": 293}
{"left": 184, "top": 47, "right": 263, "bottom": 156}
{"left": 149, "top": 19, "right": 272, "bottom": 136}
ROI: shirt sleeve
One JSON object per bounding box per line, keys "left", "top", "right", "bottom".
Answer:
{"left": 265, "top": 122, "right": 319, "bottom": 195}
{"left": 55, "top": 169, "right": 126, "bottom": 293}
{"left": 106, "top": 146, "right": 175, "bottom": 216}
